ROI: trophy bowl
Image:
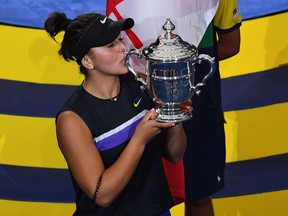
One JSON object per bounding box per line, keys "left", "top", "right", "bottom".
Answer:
{"left": 125, "top": 18, "right": 216, "bottom": 123}
{"left": 146, "top": 60, "right": 194, "bottom": 122}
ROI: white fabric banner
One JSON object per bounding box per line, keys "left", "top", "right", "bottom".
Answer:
{"left": 107, "top": 0, "right": 219, "bottom": 49}
{"left": 107, "top": 0, "right": 219, "bottom": 71}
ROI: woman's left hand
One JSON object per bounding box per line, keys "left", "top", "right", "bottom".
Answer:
{"left": 180, "top": 98, "right": 193, "bottom": 114}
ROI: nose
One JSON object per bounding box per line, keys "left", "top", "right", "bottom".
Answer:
{"left": 119, "top": 40, "right": 128, "bottom": 53}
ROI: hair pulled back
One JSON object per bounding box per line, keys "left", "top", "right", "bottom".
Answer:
{"left": 44, "top": 12, "right": 100, "bottom": 73}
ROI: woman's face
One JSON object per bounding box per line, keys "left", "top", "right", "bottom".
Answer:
{"left": 87, "top": 35, "right": 129, "bottom": 76}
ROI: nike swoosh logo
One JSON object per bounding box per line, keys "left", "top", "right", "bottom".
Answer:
{"left": 100, "top": 17, "right": 107, "bottom": 24}
{"left": 134, "top": 98, "right": 142, "bottom": 107}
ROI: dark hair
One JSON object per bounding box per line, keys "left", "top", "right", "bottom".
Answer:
{"left": 44, "top": 12, "right": 100, "bottom": 74}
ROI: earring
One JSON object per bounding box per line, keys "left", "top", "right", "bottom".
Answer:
{"left": 90, "top": 66, "right": 94, "bottom": 69}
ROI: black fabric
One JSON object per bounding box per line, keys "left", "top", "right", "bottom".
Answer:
{"left": 182, "top": 22, "right": 226, "bottom": 201}
{"left": 183, "top": 130, "right": 226, "bottom": 201}
{"left": 182, "top": 29, "right": 224, "bottom": 137}
{"left": 57, "top": 73, "right": 173, "bottom": 216}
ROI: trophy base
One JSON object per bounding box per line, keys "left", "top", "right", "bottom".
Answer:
{"left": 154, "top": 107, "right": 192, "bottom": 123}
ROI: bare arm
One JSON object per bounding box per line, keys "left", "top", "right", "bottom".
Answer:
{"left": 161, "top": 123, "right": 187, "bottom": 163}
{"left": 217, "top": 28, "right": 241, "bottom": 61}
{"left": 56, "top": 109, "right": 175, "bottom": 207}
{"left": 161, "top": 100, "right": 192, "bottom": 162}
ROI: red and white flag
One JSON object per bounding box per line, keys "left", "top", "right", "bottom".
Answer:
{"left": 107, "top": 0, "right": 219, "bottom": 49}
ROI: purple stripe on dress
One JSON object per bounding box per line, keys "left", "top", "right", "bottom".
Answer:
{"left": 160, "top": 210, "right": 171, "bottom": 216}
{"left": 96, "top": 118, "right": 142, "bottom": 151}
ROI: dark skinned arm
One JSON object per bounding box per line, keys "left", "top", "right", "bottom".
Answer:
{"left": 217, "top": 27, "right": 241, "bottom": 61}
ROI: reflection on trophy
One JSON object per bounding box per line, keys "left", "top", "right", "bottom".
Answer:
{"left": 125, "top": 18, "right": 216, "bottom": 123}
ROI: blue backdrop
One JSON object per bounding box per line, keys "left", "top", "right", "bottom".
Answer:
{"left": 0, "top": 0, "right": 288, "bottom": 28}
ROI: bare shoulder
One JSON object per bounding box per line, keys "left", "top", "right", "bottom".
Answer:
{"left": 57, "top": 110, "right": 84, "bottom": 128}
{"left": 56, "top": 110, "right": 92, "bottom": 149}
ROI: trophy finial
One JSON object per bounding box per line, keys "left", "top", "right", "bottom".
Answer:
{"left": 162, "top": 18, "right": 175, "bottom": 38}
{"left": 143, "top": 18, "right": 198, "bottom": 61}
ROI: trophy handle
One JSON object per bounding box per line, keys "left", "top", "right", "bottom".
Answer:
{"left": 125, "top": 49, "right": 147, "bottom": 86}
{"left": 192, "top": 54, "right": 216, "bottom": 95}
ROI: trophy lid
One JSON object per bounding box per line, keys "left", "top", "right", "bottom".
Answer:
{"left": 143, "top": 18, "right": 198, "bottom": 62}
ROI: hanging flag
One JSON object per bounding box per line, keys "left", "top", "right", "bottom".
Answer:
{"left": 107, "top": 0, "right": 219, "bottom": 50}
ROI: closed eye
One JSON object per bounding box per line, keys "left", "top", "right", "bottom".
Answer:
{"left": 107, "top": 37, "right": 124, "bottom": 48}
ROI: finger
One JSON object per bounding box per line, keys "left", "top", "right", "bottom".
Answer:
{"left": 153, "top": 121, "right": 175, "bottom": 128}
{"left": 182, "top": 99, "right": 192, "bottom": 106}
{"left": 142, "top": 109, "right": 157, "bottom": 121}
{"left": 153, "top": 100, "right": 161, "bottom": 109}
{"left": 186, "top": 106, "right": 193, "bottom": 113}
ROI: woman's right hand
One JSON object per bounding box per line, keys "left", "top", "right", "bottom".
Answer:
{"left": 132, "top": 109, "right": 175, "bottom": 146}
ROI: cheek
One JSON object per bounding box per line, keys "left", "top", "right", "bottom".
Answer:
{"left": 94, "top": 53, "right": 125, "bottom": 72}
{"left": 92, "top": 55, "right": 111, "bottom": 71}
{"left": 97, "top": 51, "right": 118, "bottom": 65}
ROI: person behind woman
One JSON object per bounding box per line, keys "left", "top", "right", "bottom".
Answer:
{"left": 44, "top": 12, "right": 192, "bottom": 216}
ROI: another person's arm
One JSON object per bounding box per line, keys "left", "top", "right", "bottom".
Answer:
{"left": 161, "top": 100, "right": 192, "bottom": 162}
{"left": 214, "top": 0, "right": 242, "bottom": 61}
{"left": 161, "top": 123, "right": 187, "bottom": 162}
{"left": 217, "top": 27, "right": 241, "bottom": 61}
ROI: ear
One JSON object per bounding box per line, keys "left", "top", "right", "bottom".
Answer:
{"left": 81, "top": 55, "right": 94, "bottom": 70}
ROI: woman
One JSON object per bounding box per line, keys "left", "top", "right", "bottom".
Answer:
{"left": 44, "top": 12, "right": 192, "bottom": 216}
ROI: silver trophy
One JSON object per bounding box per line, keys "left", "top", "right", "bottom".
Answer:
{"left": 125, "top": 18, "right": 215, "bottom": 123}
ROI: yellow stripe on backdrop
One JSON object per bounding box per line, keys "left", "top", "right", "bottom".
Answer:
{"left": 220, "top": 12, "right": 288, "bottom": 78}
{"left": 0, "top": 199, "right": 74, "bottom": 216}
{"left": 171, "top": 190, "right": 288, "bottom": 216}
{"left": 225, "top": 102, "right": 288, "bottom": 163}
{"left": 213, "top": 190, "right": 288, "bottom": 216}
{"left": 1, "top": 190, "right": 287, "bottom": 216}
{"left": 0, "top": 114, "right": 66, "bottom": 168}
{"left": 1, "top": 11, "right": 288, "bottom": 84}
{"left": 1, "top": 103, "right": 287, "bottom": 169}
{"left": 0, "top": 25, "right": 83, "bottom": 85}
